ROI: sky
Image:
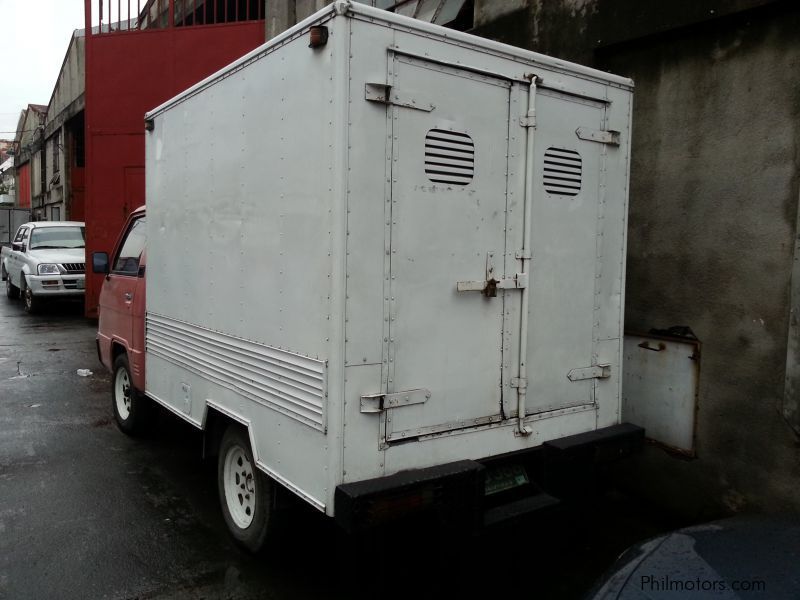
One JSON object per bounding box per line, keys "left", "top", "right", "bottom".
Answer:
{"left": 0, "top": 1, "right": 86, "bottom": 139}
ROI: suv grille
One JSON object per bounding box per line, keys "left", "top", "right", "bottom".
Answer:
{"left": 61, "top": 263, "right": 85, "bottom": 274}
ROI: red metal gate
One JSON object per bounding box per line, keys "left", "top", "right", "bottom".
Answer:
{"left": 83, "top": 0, "right": 265, "bottom": 316}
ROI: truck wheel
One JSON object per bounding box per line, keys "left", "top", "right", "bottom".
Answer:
{"left": 5, "top": 274, "right": 18, "bottom": 300}
{"left": 112, "top": 353, "right": 149, "bottom": 435}
{"left": 21, "top": 278, "right": 39, "bottom": 313}
{"left": 218, "top": 425, "right": 272, "bottom": 552}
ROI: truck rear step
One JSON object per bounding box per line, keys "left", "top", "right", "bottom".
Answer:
{"left": 483, "top": 493, "right": 560, "bottom": 528}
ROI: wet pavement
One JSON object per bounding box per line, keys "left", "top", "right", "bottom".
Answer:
{"left": 0, "top": 295, "right": 697, "bottom": 600}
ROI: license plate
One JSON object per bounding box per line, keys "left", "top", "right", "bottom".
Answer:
{"left": 77, "top": 279, "right": 85, "bottom": 289}
{"left": 484, "top": 464, "right": 529, "bottom": 496}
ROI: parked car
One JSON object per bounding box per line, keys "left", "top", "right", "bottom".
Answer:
{"left": 1, "top": 221, "right": 86, "bottom": 313}
{"left": 587, "top": 515, "right": 800, "bottom": 599}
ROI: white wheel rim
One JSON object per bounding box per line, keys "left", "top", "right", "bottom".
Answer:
{"left": 223, "top": 444, "right": 256, "bottom": 529}
{"left": 114, "top": 367, "right": 132, "bottom": 420}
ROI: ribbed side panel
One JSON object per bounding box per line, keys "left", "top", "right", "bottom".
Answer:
{"left": 146, "top": 313, "right": 327, "bottom": 431}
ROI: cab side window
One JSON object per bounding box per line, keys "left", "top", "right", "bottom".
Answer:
{"left": 13, "top": 227, "right": 27, "bottom": 244}
{"left": 112, "top": 217, "right": 147, "bottom": 275}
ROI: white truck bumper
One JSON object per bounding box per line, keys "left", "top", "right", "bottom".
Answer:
{"left": 27, "top": 274, "right": 86, "bottom": 298}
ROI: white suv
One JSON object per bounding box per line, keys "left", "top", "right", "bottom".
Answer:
{"left": 1, "top": 221, "right": 86, "bottom": 313}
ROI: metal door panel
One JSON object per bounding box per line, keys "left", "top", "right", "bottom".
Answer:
{"left": 385, "top": 55, "right": 511, "bottom": 441}
{"left": 524, "top": 91, "right": 606, "bottom": 415}
{"left": 623, "top": 333, "right": 699, "bottom": 455}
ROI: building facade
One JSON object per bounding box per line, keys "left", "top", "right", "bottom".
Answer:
{"left": 13, "top": 104, "right": 47, "bottom": 211}
{"left": 38, "top": 30, "right": 87, "bottom": 222}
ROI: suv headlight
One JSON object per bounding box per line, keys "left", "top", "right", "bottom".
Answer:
{"left": 38, "top": 263, "right": 60, "bottom": 275}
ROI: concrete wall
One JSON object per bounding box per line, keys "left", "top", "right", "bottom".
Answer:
{"left": 42, "top": 132, "right": 65, "bottom": 220}
{"left": 608, "top": 4, "right": 800, "bottom": 516}
{"left": 15, "top": 107, "right": 46, "bottom": 214}
{"left": 473, "top": 0, "right": 800, "bottom": 516}
{"left": 48, "top": 33, "right": 85, "bottom": 123}
{"left": 31, "top": 151, "right": 43, "bottom": 202}
{"left": 266, "top": 0, "right": 332, "bottom": 39}
{"left": 15, "top": 108, "right": 44, "bottom": 156}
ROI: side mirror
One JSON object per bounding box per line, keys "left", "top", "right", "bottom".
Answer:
{"left": 11, "top": 242, "right": 20, "bottom": 251}
{"left": 92, "top": 252, "right": 109, "bottom": 275}
{"left": 20, "top": 243, "right": 26, "bottom": 253}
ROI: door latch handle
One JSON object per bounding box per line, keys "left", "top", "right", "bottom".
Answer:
{"left": 456, "top": 252, "right": 528, "bottom": 297}
{"left": 124, "top": 292, "right": 133, "bottom": 301}
{"left": 456, "top": 274, "right": 528, "bottom": 295}
{"left": 483, "top": 278, "right": 498, "bottom": 298}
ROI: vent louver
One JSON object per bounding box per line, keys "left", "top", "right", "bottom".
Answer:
{"left": 425, "top": 129, "right": 474, "bottom": 185}
{"left": 543, "top": 147, "right": 582, "bottom": 196}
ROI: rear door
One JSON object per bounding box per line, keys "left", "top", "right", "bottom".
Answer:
{"left": 523, "top": 91, "right": 608, "bottom": 415}
{"left": 382, "top": 54, "right": 512, "bottom": 442}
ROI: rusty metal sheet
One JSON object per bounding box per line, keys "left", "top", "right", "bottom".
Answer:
{"left": 622, "top": 332, "right": 700, "bottom": 456}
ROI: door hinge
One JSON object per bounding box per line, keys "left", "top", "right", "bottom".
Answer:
{"left": 365, "top": 83, "right": 435, "bottom": 112}
{"left": 360, "top": 388, "right": 431, "bottom": 413}
{"left": 510, "top": 377, "right": 527, "bottom": 390}
{"left": 567, "top": 364, "right": 611, "bottom": 382}
{"left": 575, "top": 127, "right": 620, "bottom": 146}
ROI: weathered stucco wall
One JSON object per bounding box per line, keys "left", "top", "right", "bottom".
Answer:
{"left": 474, "top": 0, "right": 800, "bottom": 516}
{"left": 266, "top": 0, "right": 331, "bottom": 39}
{"left": 48, "top": 33, "right": 85, "bottom": 122}
{"left": 605, "top": 4, "right": 800, "bottom": 516}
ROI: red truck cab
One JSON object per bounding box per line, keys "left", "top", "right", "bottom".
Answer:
{"left": 94, "top": 206, "right": 147, "bottom": 433}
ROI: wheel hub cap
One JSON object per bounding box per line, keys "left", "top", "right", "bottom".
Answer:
{"left": 114, "top": 368, "right": 132, "bottom": 419}
{"left": 224, "top": 445, "right": 256, "bottom": 529}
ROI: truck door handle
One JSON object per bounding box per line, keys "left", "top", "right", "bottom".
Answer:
{"left": 456, "top": 274, "right": 528, "bottom": 295}
{"left": 124, "top": 292, "right": 133, "bottom": 301}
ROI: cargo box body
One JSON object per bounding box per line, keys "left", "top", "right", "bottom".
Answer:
{"left": 144, "top": 1, "right": 633, "bottom": 516}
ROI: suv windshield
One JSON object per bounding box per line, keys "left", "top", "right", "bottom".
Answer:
{"left": 29, "top": 226, "right": 86, "bottom": 250}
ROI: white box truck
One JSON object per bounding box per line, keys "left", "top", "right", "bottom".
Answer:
{"left": 101, "top": 0, "right": 639, "bottom": 549}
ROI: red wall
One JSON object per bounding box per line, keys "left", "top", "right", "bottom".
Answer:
{"left": 84, "top": 21, "right": 264, "bottom": 316}
{"left": 69, "top": 168, "right": 85, "bottom": 221}
{"left": 17, "top": 163, "right": 31, "bottom": 209}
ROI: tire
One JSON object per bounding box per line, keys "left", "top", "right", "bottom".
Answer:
{"left": 111, "top": 353, "right": 150, "bottom": 435}
{"left": 218, "top": 425, "right": 272, "bottom": 552}
{"left": 21, "top": 277, "right": 39, "bottom": 313}
{"left": 5, "top": 272, "right": 19, "bottom": 300}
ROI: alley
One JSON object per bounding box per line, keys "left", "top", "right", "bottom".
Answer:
{"left": 0, "top": 298, "right": 691, "bottom": 599}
